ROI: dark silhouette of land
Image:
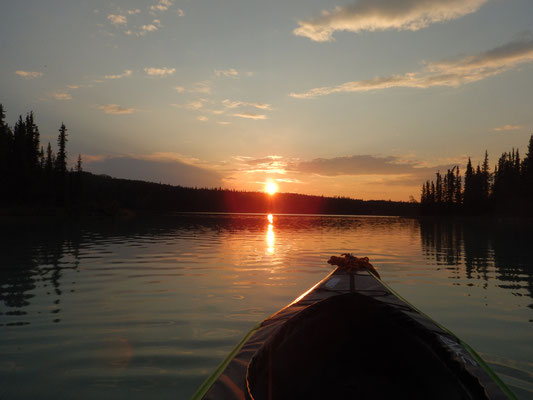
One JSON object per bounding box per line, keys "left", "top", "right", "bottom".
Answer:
{"left": 0, "top": 104, "right": 416, "bottom": 216}
{"left": 1, "top": 104, "right": 531, "bottom": 217}
{"left": 420, "top": 135, "right": 533, "bottom": 216}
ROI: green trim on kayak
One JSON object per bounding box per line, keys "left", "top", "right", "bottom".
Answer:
{"left": 370, "top": 273, "right": 517, "bottom": 400}
{"left": 190, "top": 323, "right": 261, "bottom": 400}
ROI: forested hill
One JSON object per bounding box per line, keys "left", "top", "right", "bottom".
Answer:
{"left": 79, "top": 172, "right": 417, "bottom": 216}
{"left": 0, "top": 103, "right": 417, "bottom": 217}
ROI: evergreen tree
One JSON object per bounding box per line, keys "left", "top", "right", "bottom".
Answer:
{"left": 25, "top": 112, "right": 40, "bottom": 171}
{"left": 76, "top": 154, "right": 82, "bottom": 173}
{"left": 454, "top": 166, "right": 462, "bottom": 205}
{"left": 45, "top": 142, "right": 55, "bottom": 173}
{"left": 522, "top": 135, "right": 533, "bottom": 209}
{"left": 55, "top": 123, "right": 68, "bottom": 174}
{"left": 435, "top": 172, "right": 442, "bottom": 204}
{"left": 464, "top": 158, "right": 474, "bottom": 209}
{"left": 481, "top": 150, "right": 490, "bottom": 201}
{"left": 0, "top": 104, "right": 14, "bottom": 202}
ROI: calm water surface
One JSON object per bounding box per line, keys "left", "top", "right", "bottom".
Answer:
{"left": 1, "top": 214, "right": 532, "bottom": 399}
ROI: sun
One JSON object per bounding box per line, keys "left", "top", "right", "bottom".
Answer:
{"left": 265, "top": 181, "right": 278, "bottom": 196}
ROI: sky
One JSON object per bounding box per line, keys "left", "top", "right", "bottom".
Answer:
{"left": 1, "top": 0, "right": 532, "bottom": 201}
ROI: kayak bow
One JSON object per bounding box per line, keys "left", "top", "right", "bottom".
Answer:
{"left": 192, "top": 256, "right": 516, "bottom": 400}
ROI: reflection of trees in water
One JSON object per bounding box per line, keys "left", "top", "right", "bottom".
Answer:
{"left": 0, "top": 221, "right": 81, "bottom": 325}
{"left": 420, "top": 218, "right": 533, "bottom": 301}
{"left": 0, "top": 214, "right": 422, "bottom": 324}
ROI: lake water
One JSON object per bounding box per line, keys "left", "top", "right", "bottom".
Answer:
{"left": 1, "top": 214, "right": 532, "bottom": 399}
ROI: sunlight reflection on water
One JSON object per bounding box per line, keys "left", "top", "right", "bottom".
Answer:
{"left": 0, "top": 214, "right": 532, "bottom": 399}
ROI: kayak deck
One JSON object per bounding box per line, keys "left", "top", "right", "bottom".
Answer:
{"left": 194, "top": 266, "right": 514, "bottom": 399}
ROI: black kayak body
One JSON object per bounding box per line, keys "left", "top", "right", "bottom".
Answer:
{"left": 192, "top": 266, "right": 515, "bottom": 400}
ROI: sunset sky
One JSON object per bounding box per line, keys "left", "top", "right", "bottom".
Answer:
{"left": 2, "top": 0, "right": 532, "bottom": 200}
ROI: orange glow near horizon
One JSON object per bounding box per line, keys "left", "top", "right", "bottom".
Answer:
{"left": 265, "top": 181, "right": 278, "bottom": 196}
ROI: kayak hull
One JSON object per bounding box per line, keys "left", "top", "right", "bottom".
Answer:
{"left": 193, "top": 267, "right": 515, "bottom": 400}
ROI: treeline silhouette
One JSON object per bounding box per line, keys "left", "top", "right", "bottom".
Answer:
{"left": 0, "top": 104, "right": 82, "bottom": 209}
{"left": 0, "top": 105, "right": 417, "bottom": 216}
{"left": 420, "top": 135, "right": 533, "bottom": 215}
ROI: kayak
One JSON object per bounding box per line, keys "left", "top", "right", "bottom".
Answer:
{"left": 192, "top": 255, "right": 516, "bottom": 400}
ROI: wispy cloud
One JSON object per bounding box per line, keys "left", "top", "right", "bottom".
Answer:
{"left": 127, "top": 9, "right": 141, "bottom": 15}
{"left": 99, "top": 104, "right": 138, "bottom": 115}
{"left": 493, "top": 124, "right": 523, "bottom": 131}
{"left": 105, "top": 69, "right": 133, "bottom": 79}
{"left": 294, "top": 0, "right": 487, "bottom": 42}
{"left": 294, "top": 154, "right": 459, "bottom": 186}
{"left": 107, "top": 14, "right": 127, "bottom": 25}
{"left": 186, "top": 101, "right": 204, "bottom": 110}
{"left": 171, "top": 100, "right": 206, "bottom": 110}
{"left": 150, "top": 0, "right": 173, "bottom": 12}
{"left": 290, "top": 36, "right": 533, "bottom": 98}
{"left": 15, "top": 70, "right": 43, "bottom": 79}
{"left": 173, "top": 81, "right": 211, "bottom": 94}
{"left": 222, "top": 99, "right": 272, "bottom": 110}
{"left": 215, "top": 68, "right": 239, "bottom": 78}
{"left": 52, "top": 92, "right": 72, "bottom": 101}
{"left": 232, "top": 112, "right": 268, "bottom": 120}
{"left": 176, "top": 8, "right": 184, "bottom": 17}
{"left": 297, "top": 155, "right": 418, "bottom": 176}
{"left": 144, "top": 67, "right": 176, "bottom": 77}
{"left": 197, "top": 116, "right": 208, "bottom": 121}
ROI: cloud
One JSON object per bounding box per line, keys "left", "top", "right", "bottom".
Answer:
{"left": 197, "top": 116, "right": 208, "bottom": 121}
{"left": 52, "top": 92, "right": 72, "bottom": 100}
{"left": 105, "top": 69, "right": 133, "bottom": 79}
{"left": 144, "top": 67, "right": 176, "bottom": 77}
{"left": 176, "top": 8, "right": 184, "bottom": 16}
{"left": 186, "top": 101, "right": 204, "bottom": 110}
{"left": 98, "top": 104, "right": 138, "bottom": 115}
{"left": 173, "top": 81, "right": 211, "bottom": 94}
{"left": 218, "top": 121, "right": 231, "bottom": 125}
{"left": 171, "top": 100, "right": 206, "bottom": 110}
{"left": 242, "top": 156, "right": 288, "bottom": 174}
{"left": 215, "top": 68, "right": 239, "bottom": 78}
{"left": 141, "top": 24, "right": 158, "bottom": 32}
{"left": 127, "top": 9, "right": 141, "bottom": 15}
{"left": 290, "top": 36, "right": 533, "bottom": 98}
{"left": 108, "top": 14, "right": 127, "bottom": 25}
{"left": 294, "top": 0, "right": 487, "bottom": 42}
{"left": 222, "top": 99, "right": 272, "bottom": 110}
{"left": 297, "top": 155, "right": 417, "bottom": 176}
{"left": 232, "top": 113, "right": 268, "bottom": 120}
{"left": 493, "top": 124, "right": 522, "bottom": 131}
{"left": 150, "top": 0, "right": 173, "bottom": 12}
{"left": 294, "top": 155, "right": 459, "bottom": 186}
{"left": 190, "top": 81, "right": 211, "bottom": 94}
{"left": 15, "top": 70, "right": 43, "bottom": 79}
{"left": 84, "top": 154, "right": 222, "bottom": 188}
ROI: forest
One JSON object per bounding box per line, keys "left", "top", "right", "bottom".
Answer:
{"left": 0, "top": 105, "right": 417, "bottom": 216}
{"left": 420, "top": 135, "right": 533, "bottom": 215}
{"left": 2, "top": 104, "right": 530, "bottom": 217}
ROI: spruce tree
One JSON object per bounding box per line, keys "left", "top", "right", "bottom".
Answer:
{"left": 55, "top": 123, "right": 68, "bottom": 174}
{"left": 464, "top": 158, "right": 474, "bottom": 209}
{"left": 522, "top": 135, "right": 533, "bottom": 208}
